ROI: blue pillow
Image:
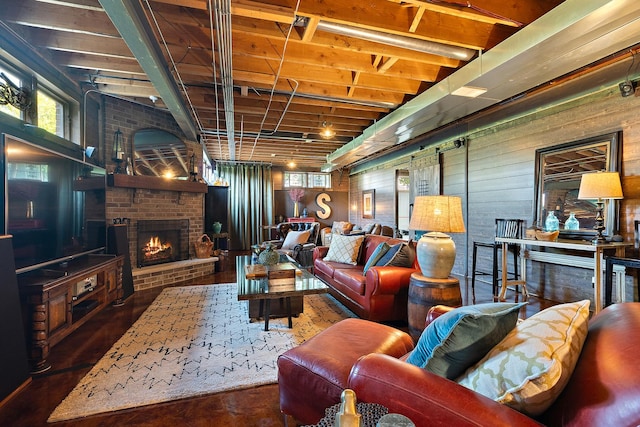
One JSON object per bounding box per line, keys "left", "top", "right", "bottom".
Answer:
{"left": 362, "top": 242, "right": 390, "bottom": 273}
{"left": 406, "top": 302, "right": 526, "bottom": 379}
{"left": 375, "top": 242, "right": 414, "bottom": 268}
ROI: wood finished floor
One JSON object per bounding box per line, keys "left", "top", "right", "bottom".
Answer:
{"left": 0, "top": 251, "right": 555, "bottom": 427}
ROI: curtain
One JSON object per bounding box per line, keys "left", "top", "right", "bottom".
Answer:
{"left": 216, "top": 162, "right": 273, "bottom": 250}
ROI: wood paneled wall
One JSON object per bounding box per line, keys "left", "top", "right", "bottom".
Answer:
{"left": 349, "top": 169, "right": 398, "bottom": 230}
{"left": 350, "top": 84, "right": 640, "bottom": 305}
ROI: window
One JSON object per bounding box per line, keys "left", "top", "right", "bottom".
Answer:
{"left": 284, "top": 171, "right": 307, "bottom": 188}
{"left": 308, "top": 172, "right": 331, "bottom": 188}
{"left": 1, "top": 61, "right": 69, "bottom": 139}
{"left": 284, "top": 171, "right": 331, "bottom": 189}
{"left": 37, "top": 89, "right": 65, "bottom": 137}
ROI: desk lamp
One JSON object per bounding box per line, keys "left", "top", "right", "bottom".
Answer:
{"left": 577, "top": 171, "right": 623, "bottom": 244}
{"left": 409, "top": 195, "right": 465, "bottom": 279}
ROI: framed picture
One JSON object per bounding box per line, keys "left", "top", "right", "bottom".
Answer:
{"left": 363, "top": 189, "right": 375, "bottom": 219}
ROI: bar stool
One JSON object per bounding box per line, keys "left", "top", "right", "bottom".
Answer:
{"left": 605, "top": 220, "right": 640, "bottom": 306}
{"left": 471, "top": 219, "right": 524, "bottom": 299}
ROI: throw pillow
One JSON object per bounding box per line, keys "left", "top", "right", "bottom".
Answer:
{"left": 323, "top": 234, "right": 365, "bottom": 265}
{"left": 457, "top": 300, "right": 590, "bottom": 417}
{"left": 362, "top": 242, "right": 390, "bottom": 274}
{"left": 281, "top": 230, "right": 311, "bottom": 250}
{"left": 362, "top": 223, "right": 375, "bottom": 234}
{"left": 406, "top": 302, "right": 526, "bottom": 379}
{"left": 332, "top": 221, "right": 354, "bottom": 235}
{"left": 375, "top": 242, "right": 415, "bottom": 268}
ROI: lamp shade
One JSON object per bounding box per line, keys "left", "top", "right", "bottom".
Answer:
{"left": 577, "top": 171, "right": 623, "bottom": 200}
{"left": 409, "top": 195, "right": 465, "bottom": 279}
{"left": 409, "top": 195, "right": 466, "bottom": 233}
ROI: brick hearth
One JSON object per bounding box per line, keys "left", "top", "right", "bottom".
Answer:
{"left": 132, "top": 257, "right": 218, "bottom": 291}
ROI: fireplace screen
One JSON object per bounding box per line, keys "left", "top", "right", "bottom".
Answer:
{"left": 137, "top": 219, "right": 189, "bottom": 267}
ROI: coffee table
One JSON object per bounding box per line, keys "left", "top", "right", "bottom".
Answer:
{"left": 236, "top": 255, "right": 328, "bottom": 331}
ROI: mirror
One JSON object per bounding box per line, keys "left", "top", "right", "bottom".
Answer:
{"left": 132, "top": 128, "right": 188, "bottom": 178}
{"left": 534, "top": 132, "right": 621, "bottom": 240}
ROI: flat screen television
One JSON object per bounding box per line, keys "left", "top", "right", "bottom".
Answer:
{"left": 2, "top": 133, "right": 107, "bottom": 273}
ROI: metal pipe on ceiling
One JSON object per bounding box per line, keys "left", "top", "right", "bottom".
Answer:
{"left": 211, "top": 0, "right": 235, "bottom": 160}
{"left": 302, "top": 19, "right": 477, "bottom": 62}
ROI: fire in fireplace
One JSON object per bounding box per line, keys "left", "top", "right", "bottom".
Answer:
{"left": 137, "top": 219, "right": 189, "bottom": 267}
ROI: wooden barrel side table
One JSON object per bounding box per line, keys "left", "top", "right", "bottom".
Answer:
{"left": 408, "top": 272, "right": 462, "bottom": 342}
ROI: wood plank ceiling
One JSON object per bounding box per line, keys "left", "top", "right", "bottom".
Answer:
{"left": 3, "top": 0, "right": 564, "bottom": 168}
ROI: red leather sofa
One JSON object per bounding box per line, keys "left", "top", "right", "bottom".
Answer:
{"left": 313, "top": 234, "right": 419, "bottom": 321}
{"left": 279, "top": 303, "right": 640, "bottom": 426}
{"left": 349, "top": 302, "right": 640, "bottom": 427}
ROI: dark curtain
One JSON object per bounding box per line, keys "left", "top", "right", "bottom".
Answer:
{"left": 216, "top": 162, "right": 273, "bottom": 250}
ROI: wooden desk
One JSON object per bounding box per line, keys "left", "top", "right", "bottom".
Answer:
{"left": 496, "top": 237, "right": 629, "bottom": 314}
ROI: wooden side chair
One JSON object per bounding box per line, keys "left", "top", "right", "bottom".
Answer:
{"left": 471, "top": 218, "right": 524, "bottom": 299}
{"left": 605, "top": 220, "right": 640, "bottom": 306}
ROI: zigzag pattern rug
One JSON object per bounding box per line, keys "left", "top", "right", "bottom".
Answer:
{"left": 48, "top": 283, "right": 354, "bottom": 422}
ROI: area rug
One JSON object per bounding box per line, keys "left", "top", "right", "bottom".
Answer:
{"left": 48, "top": 283, "right": 355, "bottom": 422}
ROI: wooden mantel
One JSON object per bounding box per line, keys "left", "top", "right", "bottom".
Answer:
{"left": 107, "top": 174, "right": 208, "bottom": 193}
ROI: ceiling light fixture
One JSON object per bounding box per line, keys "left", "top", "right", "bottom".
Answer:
{"left": 320, "top": 121, "right": 336, "bottom": 139}
{"left": 451, "top": 86, "right": 488, "bottom": 98}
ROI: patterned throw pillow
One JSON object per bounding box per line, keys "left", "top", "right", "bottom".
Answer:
{"left": 406, "top": 302, "right": 525, "bottom": 379}
{"left": 323, "top": 234, "right": 365, "bottom": 265}
{"left": 362, "top": 242, "right": 390, "bottom": 274}
{"left": 457, "top": 300, "right": 590, "bottom": 417}
{"left": 281, "top": 230, "right": 311, "bottom": 250}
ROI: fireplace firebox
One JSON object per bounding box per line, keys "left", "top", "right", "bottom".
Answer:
{"left": 137, "top": 219, "right": 189, "bottom": 267}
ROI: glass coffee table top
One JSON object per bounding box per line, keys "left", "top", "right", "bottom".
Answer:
{"left": 236, "top": 255, "right": 328, "bottom": 300}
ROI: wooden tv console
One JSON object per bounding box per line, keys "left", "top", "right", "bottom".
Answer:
{"left": 17, "top": 254, "right": 124, "bottom": 373}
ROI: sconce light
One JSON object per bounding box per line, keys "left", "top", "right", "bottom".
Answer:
{"left": 320, "top": 121, "right": 336, "bottom": 139}
{"left": 111, "top": 128, "right": 125, "bottom": 174}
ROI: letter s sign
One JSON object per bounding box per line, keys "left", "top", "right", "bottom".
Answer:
{"left": 315, "top": 192, "right": 332, "bottom": 219}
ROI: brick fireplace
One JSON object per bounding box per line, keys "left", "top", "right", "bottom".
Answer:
{"left": 106, "top": 176, "right": 215, "bottom": 291}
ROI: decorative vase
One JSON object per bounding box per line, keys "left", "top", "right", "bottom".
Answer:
{"left": 258, "top": 244, "right": 280, "bottom": 266}
{"left": 545, "top": 211, "right": 559, "bottom": 232}
{"left": 564, "top": 212, "right": 579, "bottom": 230}
{"left": 212, "top": 221, "right": 222, "bottom": 234}
{"left": 293, "top": 201, "right": 299, "bottom": 218}
{"left": 301, "top": 207, "right": 308, "bottom": 217}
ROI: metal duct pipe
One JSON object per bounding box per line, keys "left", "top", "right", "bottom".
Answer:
{"left": 212, "top": 0, "right": 235, "bottom": 160}
{"left": 311, "top": 20, "right": 476, "bottom": 62}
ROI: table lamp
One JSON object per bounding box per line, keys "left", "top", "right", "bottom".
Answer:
{"left": 409, "top": 195, "right": 466, "bottom": 279}
{"left": 577, "top": 171, "right": 623, "bottom": 244}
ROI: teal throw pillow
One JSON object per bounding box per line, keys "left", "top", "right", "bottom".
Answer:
{"left": 375, "top": 242, "right": 415, "bottom": 268}
{"left": 362, "top": 242, "right": 390, "bottom": 274}
{"left": 406, "top": 302, "right": 526, "bottom": 380}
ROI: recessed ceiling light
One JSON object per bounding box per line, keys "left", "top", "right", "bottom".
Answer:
{"left": 451, "top": 86, "right": 487, "bottom": 98}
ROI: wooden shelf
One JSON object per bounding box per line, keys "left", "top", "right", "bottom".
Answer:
{"left": 107, "top": 174, "right": 208, "bottom": 193}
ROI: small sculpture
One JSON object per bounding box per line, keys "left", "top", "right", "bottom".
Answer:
{"left": 334, "top": 389, "right": 362, "bottom": 427}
